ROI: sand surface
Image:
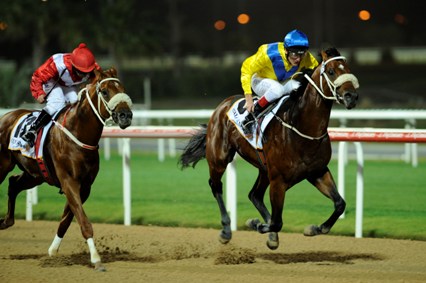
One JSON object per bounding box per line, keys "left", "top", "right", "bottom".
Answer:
{"left": 0, "top": 220, "right": 425, "bottom": 283}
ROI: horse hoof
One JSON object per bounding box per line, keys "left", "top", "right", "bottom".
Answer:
{"left": 266, "top": 232, "right": 279, "bottom": 250}
{"left": 303, "top": 225, "right": 320, "bottom": 236}
{"left": 218, "top": 230, "right": 231, "bottom": 244}
{"left": 0, "top": 219, "right": 14, "bottom": 230}
{"left": 94, "top": 262, "right": 106, "bottom": 272}
{"left": 245, "top": 218, "right": 261, "bottom": 231}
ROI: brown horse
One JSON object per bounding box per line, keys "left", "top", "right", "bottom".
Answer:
{"left": 0, "top": 67, "right": 133, "bottom": 270}
{"left": 179, "top": 48, "right": 359, "bottom": 249}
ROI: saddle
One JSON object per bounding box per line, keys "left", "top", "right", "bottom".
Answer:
{"left": 227, "top": 95, "right": 290, "bottom": 150}
{"left": 236, "top": 97, "right": 279, "bottom": 119}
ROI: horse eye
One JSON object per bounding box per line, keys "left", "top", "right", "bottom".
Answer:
{"left": 101, "top": 89, "right": 108, "bottom": 97}
{"left": 328, "top": 69, "right": 335, "bottom": 76}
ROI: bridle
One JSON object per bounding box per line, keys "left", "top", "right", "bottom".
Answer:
{"left": 81, "top": 77, "right": 132, "bottom": 125}
{"left": 52, "top": 77, "right": 132, "bottom": 150}
{"left": 304, "top": 56, "right": 359, "bottom": 103}
{"left": 274, "top": 55, "right": 359, "bottom": 140}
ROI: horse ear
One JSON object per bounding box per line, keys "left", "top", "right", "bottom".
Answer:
{"left": 110, "top": 67, "right": 118, "bottom": 77}
{"left": 94, "top": 69, "right": 102, "bottom": 80}
{"left": 320, "top": 50, "right": 328, "bottom": 61}
{"left": 104, "top": 67, "right": 118, "bottom": 78}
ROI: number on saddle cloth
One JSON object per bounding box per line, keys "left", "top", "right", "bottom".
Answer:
{"left": 237, "top": 97, "right": 260, "bottom": 115}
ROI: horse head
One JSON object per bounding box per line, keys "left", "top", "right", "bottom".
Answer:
{"left": 315, "top": 48, "right": 359, "bottom": 109}
{"left": 89, "top": 68, "right": 133, "bottom": 129}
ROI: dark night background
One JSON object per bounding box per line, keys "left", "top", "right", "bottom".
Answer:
{"left": 1, "top": 0, "right": 425, "bottom": 109}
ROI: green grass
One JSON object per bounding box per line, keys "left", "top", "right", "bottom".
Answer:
{"left": 1, "top": 151, "right": 425, "bottom": 241}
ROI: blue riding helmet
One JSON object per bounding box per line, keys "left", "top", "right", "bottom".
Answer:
{"left": 284, "top": 29, "right": 309, "bottom": 52}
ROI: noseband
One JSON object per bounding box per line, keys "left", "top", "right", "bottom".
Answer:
{"left": 53, "top": 77, "right": 132, "bottom": 150}
{"left": 304, "top": 56, "right": 359, "bottom": 103}
{"left": 78, "top": 77, "right": 133, "bottom": 125}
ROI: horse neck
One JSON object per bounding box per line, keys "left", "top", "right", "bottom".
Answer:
{"left": 289, "top": 76, "right": 333, "bottom": 137}
{"left": 65, "top": 92, "right": 105, "bottom": 146}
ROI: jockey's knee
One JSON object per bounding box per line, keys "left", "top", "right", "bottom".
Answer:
{"left": 45, "top": 101, "right": 65, "bottom": 115}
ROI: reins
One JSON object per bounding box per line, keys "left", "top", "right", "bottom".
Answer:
{"left": 274, "top": 114, "right": 329, "bottom": 140}
{"left": 53, "top": 77, "right": 131, "bottom": 150}
{"left": 274, "top": 55, "right": 359, "bottom": 141}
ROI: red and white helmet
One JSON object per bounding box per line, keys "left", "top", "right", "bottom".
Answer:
{"left": 70, "top": 43, "right": 96, "bottom": 72}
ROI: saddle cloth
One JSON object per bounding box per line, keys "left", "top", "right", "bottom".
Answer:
{"left": 226, "top": 96, "right": 288, "bottom": 150}
{"left": 9, "top": 112, "right": 54, "bottom": 159}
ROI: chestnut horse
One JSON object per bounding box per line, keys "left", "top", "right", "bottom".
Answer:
{"left": 0, "top": 67, "right": 133, "bottom": 270}
{"left": 179, "top": 48, "right": 359, "bottom": 249}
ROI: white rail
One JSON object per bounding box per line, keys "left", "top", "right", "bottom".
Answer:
{"left": 24, "top": 126, "right": 426, "bottom": 235}
{"left": 3, "top": 108, "right": 426, "bottom": 121}
{"left": 99, "top": 127, "right": 426, "bottom": 237}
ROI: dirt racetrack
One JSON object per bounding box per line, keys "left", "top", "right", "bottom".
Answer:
{"left": 0, "top": 220, "right": 425, "bottom": 283}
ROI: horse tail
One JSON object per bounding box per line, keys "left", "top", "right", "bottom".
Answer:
{"left": 179, "top": 124, "right": 207, "bottom": 169}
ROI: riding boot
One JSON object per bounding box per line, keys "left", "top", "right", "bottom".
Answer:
{"left": 242, "top": 103, "right": 267, "bottom": 137}
{"left": 22, "top": 110, "right": 52, "bottom": 147}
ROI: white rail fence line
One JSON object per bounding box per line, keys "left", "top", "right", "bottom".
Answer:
{"left": 3, "top": 108, "right": 426, "bottom": 164}
{"left": 130, "top": 109, "right": 426, "bottom": 166}
{"left": 25, "top": 126, "right": 426, "bottom": 238}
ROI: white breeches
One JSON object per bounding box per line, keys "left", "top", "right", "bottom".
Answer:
{"left": 43, "top": 83, "right": 78, "bottom": 115}
{"left": 251, "top": 74, "right": 300, "bottom": 103}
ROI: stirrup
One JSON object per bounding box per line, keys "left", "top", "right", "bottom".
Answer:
{"left": 242, "top": 120, "right": 255, "bottom": 139}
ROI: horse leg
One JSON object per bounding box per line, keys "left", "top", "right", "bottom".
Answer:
{"left": 60, "top": 180, "right": 104, "bottom": 271}
{"left": 207, "top": 147, "right": 235, "bottom": 244}
{"left": 49, "top": 186, "right": 92, "bottom": 257}
{"left": 0, "top": 172, "right": 41, "bottom": 229}
{"left": 247, "top": 174, "right": 287, "bottom": 249}
{"left": 245, "top": 171, "right": 283, "bottom": 250}
{"left": 304, "top": 169, "right": 346, "bottom": 236}
{"left": 262, "top": 177, "right": 287, "bottom": 250}
{"left": 247, "top": 170, "right": 271, "bottom": 223}
{"left": 208, "top": 172, "right": 232, "bottom": 244}
{"left": 48, "top": 203, "right": 73, "bottom": 256}
{"left": 0, "top": 151, "right": 16, "bottom": 229}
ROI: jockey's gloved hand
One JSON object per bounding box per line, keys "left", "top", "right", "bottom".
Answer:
{"left": 283, "top": 79, "right": 301, "bottom": 94}
{"left": 300, "top": 67, "right": 315, "bottom": 77}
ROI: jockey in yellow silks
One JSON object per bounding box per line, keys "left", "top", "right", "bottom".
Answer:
{"left": 240, "top": 29, "right": 319, "bottom": 136}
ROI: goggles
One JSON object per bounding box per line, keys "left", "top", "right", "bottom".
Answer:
{"left": 74, "top": 67, "right": 89, "bottom": 78}
{"left": 287, "top": 48, "right": 307, "bottom": 59}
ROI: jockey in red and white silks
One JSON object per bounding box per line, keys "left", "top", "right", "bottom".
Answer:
{"left": 30, "top": 44, "right": 101, "bottom": 115}
{"left": 23, "top": 43, "right": 101, "bottom": 147}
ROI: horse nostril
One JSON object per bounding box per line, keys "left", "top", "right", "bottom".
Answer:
{"left": 119, "top": 113, "right": 125, "bottom": 119}
{"left": 118, "top": 111, "right": 132, "bottom": 120}
{"left": 344, "top": 92, "right": 358, "bottom": 101}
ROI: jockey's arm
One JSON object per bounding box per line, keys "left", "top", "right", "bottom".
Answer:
{"left": 244, "top": 93, "right": 254, "bottom": 112}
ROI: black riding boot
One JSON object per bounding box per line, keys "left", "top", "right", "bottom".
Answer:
{"left": 22, "top": 110, "right": 52, "bottom": 147}
{"left": 242, "top": 103, "right": 266, "bottom": 136}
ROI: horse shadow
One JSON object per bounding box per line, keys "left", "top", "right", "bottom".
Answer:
{"left": 257, "top": 251, "right": 383, "bottom": 265}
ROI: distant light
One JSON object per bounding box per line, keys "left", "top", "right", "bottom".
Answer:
{"left": 237, "top": 13, "right": 250, "bottom": 25}
{"left": 358, "top": 10, "right": 371, "bottom": 21}
{"left": 214, "top": 20, "right": 226, "bottom": 31}
{"left": 0, "top": 21, "right": 8, "bottom": 31}
{"left": 394, "top": 14, "right": 407, "bottom": 25}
